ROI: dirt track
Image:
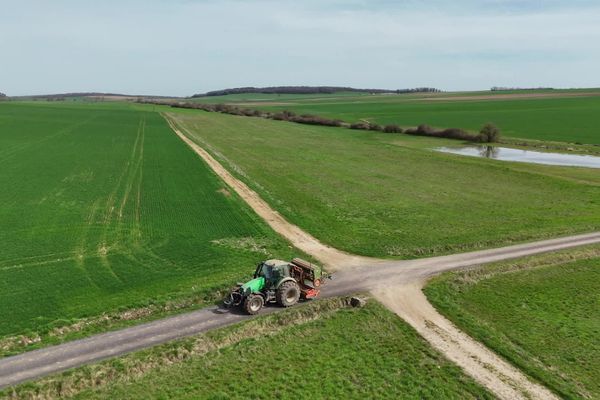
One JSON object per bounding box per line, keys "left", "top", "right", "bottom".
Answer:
{"left": 164, "top": 115, "right": 371, "bottom": 270}
{"left": 1, "top": 117, "right": 598, "bottom": 396}
{"left": 374, "top": 285, "right": 556, "bottom": 400}
{"left": 166, "top": 114, "right": 599, "bottom": 399}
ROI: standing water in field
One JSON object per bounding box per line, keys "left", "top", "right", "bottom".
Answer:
{"left": 436, "top": 146, "right": 600, "bottom": 169}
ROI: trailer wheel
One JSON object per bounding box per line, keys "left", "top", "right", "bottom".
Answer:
{"left": 243, "top": 294, "right": 264, "bottom": 315}
{"left": 277, "top": 281, "right": 300, "bottom": 307}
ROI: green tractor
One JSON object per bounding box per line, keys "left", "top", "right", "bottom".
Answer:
{"left": 223, "top": 258, "right": 330, "bottom": 314}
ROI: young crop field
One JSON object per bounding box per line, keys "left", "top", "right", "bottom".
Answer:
{"left": 0, "top": 102, "right": 296, "bottom": 341}
{"left": 197, "top": 90, "right": 600, "bottom": 144}
{"left": 424, "top": 246, "right": 600, "bottom": 399}
{"left": 166, "top": 110, "right": 600, "bottom": 259}
{"left": 9, "top": 300, "right": 492, "bottom": 399}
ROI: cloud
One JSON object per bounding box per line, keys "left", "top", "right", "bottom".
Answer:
{"left": 0, "top": 0, "right": 598, "bottom": 95}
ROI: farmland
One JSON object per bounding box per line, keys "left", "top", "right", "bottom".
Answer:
{"left": 0, "top": 102, "right": 296, "bottom": 342}
{"left": 167, "top": 110, "right": 600, "bottom": 258}
{"left": 425, "top": 245, "right": 600, "bottom": 399}
{"left": 2, "top": 96, "right": 600, "bottom": 397}
{"left": 5, "top": 0, "right": 600, "bottom": 397}
{"left": 193, "top": 90, "right": 600, "bottom": 144}
{"left": 4, "top": 299, "right": 492, "bottom": 399}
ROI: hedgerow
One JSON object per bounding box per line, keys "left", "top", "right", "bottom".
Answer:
{"left": 139, "top": 100, "right": 500, "bottom": 142}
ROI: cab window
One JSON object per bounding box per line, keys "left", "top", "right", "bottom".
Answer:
{"left": 254, "top": 263, "right": 273, "bottom": 280}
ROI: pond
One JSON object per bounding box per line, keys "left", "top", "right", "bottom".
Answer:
{"left": 435, "top": 146, "right": 600, "bottom": 169}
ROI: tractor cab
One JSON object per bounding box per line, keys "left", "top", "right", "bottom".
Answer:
{"left": 254, "top": 259, "right": 290, "bottom": 288}
{"left": 225, "top": 258, "right": 330, "bottom": 315}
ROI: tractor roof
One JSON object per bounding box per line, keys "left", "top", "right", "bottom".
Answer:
{"left": 263, "top": 259, "right": 289, "bottom": 269}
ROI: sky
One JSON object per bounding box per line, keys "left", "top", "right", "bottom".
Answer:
{"left": 1, "top": 0, "right": 599, "bottom": 96}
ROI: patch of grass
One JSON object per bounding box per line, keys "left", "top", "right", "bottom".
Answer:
{"left": 4, "top": 299, "right": 492, "bottom": 399}
{"left": 167, "top": 111, "right": 600, "bottom": 258}
{"left": 0, "top": 102, "right": 297, "bottom": 342}
{"left": 424, "top": 246, "right": 600, "bottom": 399}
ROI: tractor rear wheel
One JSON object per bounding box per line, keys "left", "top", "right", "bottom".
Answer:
{"left": 243, "top": 294, "right": 264, "bottom": 315}
{"left": 276, "top": 281, "right": 300, "bottom": 307}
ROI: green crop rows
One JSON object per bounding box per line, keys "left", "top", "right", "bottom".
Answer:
{"left": 0, "top": 102, "right": 295, "bottom": 339}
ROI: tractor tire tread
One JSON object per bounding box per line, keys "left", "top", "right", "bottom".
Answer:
{"left": 243, "top": 294, "right": 264, "bottom": 315}
{"left": 276, "top": 281, "right": 300, "bottom": 307}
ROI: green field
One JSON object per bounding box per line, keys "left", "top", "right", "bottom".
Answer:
{"left": 3, "top": 98, "right": 599, "bottom": 397}
{"left": 425, "top": 246, "right": 600, "bottom": 399}
{"left": 194, "top": 90, "right": 600, "bottom": 144}
{"left": 0, "top": 102, "right": 297, "bottom": 341}
{"left": 168, "top": 110, "right": 600, "bottom": 258}
{"left": 6, "top": 299, "right": 492, "bottom": 400}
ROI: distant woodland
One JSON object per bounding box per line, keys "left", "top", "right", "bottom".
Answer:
{"left": 192, "top": 86, "right": 441, "bottom": 97}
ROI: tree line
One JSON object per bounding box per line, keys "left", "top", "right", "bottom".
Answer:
{"left": 191, "top": 86, "right": 441, "bottom": 98}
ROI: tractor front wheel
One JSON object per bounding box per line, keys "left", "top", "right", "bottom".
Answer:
{"left": 243, "top": 294, "right": 264, "bottom": 315}
{"left": 277, "top": 281, "right": 300, "bottom": 307}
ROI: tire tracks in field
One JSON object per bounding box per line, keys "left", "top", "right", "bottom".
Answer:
{"left": 117, "top": 118, "right": 145, "bottom": 224}
{"left": 1, "top": 115, "right": 102, "bottom": 282}
{"left": 74, "top": 199, "right": 103, "bottom": 289}
{"left": 96, "top": 116, "right": 147, "bottom": 285}
{"left": 108, "top": 116, "right": 174, "bottom": 278}
{"left": 164, "top": 113, "right": 600, "bottom": 400}
{"left": 1, "top": 115, "right": 142, "bottom": 286}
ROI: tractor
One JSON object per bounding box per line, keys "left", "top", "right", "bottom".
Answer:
{"left": 223, "top": 258, "right": 330, "bottom": 314}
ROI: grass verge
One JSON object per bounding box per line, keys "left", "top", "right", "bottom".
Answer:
{"left": 1, "top": 298, "right": 492, "bottom": 400}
